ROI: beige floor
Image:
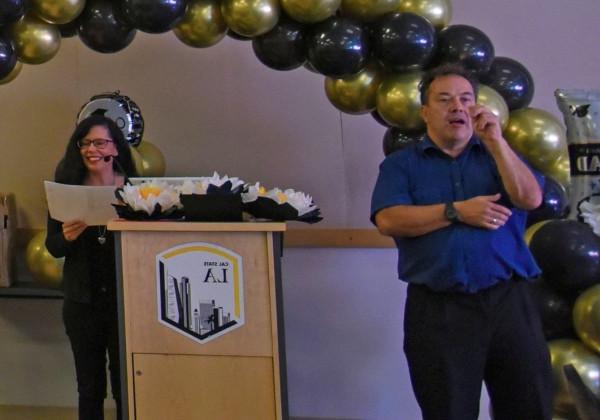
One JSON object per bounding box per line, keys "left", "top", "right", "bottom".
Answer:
{"left": 0, "top": 406, "right": 360, "bottom": 420}
{"left": 0, "top": 406, "right": 116, "bottom": 420}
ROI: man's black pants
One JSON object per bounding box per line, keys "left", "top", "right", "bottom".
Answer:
{"left": 404, "top": 280, "right": 553, "bottom": 420}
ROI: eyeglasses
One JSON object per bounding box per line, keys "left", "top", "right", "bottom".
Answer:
{"left": 77, "top": 138, "right": 114, "bottom": 149}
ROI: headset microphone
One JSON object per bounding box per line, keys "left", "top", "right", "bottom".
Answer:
{"left": 103, "top": 154, "right": 127, "bottom": 176}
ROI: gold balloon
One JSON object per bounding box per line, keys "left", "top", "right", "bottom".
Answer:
{"left": 504, "top": 108, "right": 569, "bottom": 182}
{"left": 10, "top": 14, "right": 61, "bottom": 65}
{"left": 524, "top": 220, "right": 550, "bottom": 246}
{"left": 133, "top": 141, "right": 167, "bottom": 177}
{"left": 0, "top": 61, "right": 23, "bottom": 85}
{"left": 281, "top": 0, "right": 340, "bottom": 23}
{"left": 174, "top": 0, "right": 227, "bottom": 48}
{"left": 396, "top": 0, "right": 453, "bottom": 30}
{"left": 325, "top": 63, "right": 383, "bottom": 115}
{"left": 548, "top": 339, "right": 600, "bottom": 418}
{"left": 31, "top": 0, "right": 85, "bottom": 25}
{"left": 376, "top": 71, "right": 425, "bottom": 131}
{"left": 549, "top": 153, "right": 572, "bottom": 191}
{"left": 341, "top": 0, "right": 401, "bottom": 21}
{"left": 477, "top": 84, "right": 509, "bottom": 130}
{"left": 221, "top": 0, "right": 280, "bottom": 38}
{"left": 26, "top": 231, "right": 64, "bottom": 287}
{"left": 573, "top": 284, "right": 600, "bottom": 355}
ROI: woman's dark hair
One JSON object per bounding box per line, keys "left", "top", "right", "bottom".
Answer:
{"left": 419, "top": 63, "right": 479, "bottom": 105}
{"left": 55, "top": 115, "right": 138, "bottom": 184}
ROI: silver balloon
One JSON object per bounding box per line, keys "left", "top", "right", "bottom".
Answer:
{"left": 555, "top": 90, "right": 600, "bottom": 224}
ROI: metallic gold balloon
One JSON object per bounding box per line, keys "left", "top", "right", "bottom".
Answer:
{"left": 477, "top": 84, "right": 509, "bottom": 130}
{"left": 132, "top": 141, "right": 166, "bottom": 177}
{"left": 504, "top": 108, "right": 569, "bottom": 182}
{"left": 0, "top": 61, "right": 22, "bottom": 85}
{"left": 325, "top": 63, "right": 383, "bottom": 115}
{"left": 31, "top": 0, "right": 85, "bottom": 25}
{"left": 10, "top": 14, "right": 61, "bottom": 65}
{"left": 221, "top": 0, "right": 280, "bottom": 38}
{"left": 524, "top": 220, "right": 550, "bottom": 246}
{"left": 549, "top": 153, "right": 572, "bottom": 191}
{"left": 548, "top": 339, "right": 600, "bottom": 417}
{"left": 396, "top": 0, "right": 452, "bottom": 30}
{"left": 174, "top": 0, "right": 227, "bottom": 48}
{"left": 573, "top": 284, "right": 600, "bottom": 355}
{"left": 340, "top": 0, "right": 401, "bottom": 22}
{"left": 25, "top": 231, "right": 64, "bottom": 287}
{"left": 376, "top": 71, "right": 425, "bottom": 131}
{"left": 281, "top": 0, "right": 340, "bottom": 23}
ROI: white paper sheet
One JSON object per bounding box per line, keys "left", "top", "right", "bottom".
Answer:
{"left": 44, "top": 181, "right": 118, "bottom": 226}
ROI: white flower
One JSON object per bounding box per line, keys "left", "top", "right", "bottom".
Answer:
{"left": 176, "top": 179, "right": 208, "bottom": 195}
{"left": 203, "top": 171, "right": 245, "bottom": 191}
{"left": 580, "top": 200, "right": 600, "bottom": 236}
{"left": 263, "top": 187, "right": 317, "bottom": 216}
{"left": 283, "top": 189, "right": 318, "bottom": 216}
{"left": 118, "top": 181, "right": 181, "bottom": 215}
{"left": 242, "top": 182, "right": 265, "bottom": 203}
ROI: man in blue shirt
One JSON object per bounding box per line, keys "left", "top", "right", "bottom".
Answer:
{"left": 371, "top": 64, "right": 552, "bottom": 420}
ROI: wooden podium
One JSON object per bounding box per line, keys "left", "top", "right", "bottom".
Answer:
{"left": 108, "top": 221, "right": 288, "bottom": 420}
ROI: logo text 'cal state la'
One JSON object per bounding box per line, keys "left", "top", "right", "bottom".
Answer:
{"left": 156, "top": 242, "right": 244, "bottom": 344}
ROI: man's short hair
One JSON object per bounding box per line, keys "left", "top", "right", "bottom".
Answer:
{"left": 419, "top": 63, "right": 479, "bottom": 105}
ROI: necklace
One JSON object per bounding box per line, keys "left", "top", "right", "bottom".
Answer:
{"left": 98, "top": 226, "right": 107, "bottom": 245}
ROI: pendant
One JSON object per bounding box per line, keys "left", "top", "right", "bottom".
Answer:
{"left": 98, "top": 236, "right": 106, "bottom": 245}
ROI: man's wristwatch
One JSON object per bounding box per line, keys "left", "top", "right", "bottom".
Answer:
{"left": 444, "top": 202, "right": 460, "bottom": 223}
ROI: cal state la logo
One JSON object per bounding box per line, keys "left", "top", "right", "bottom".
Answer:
{"left": 156, "top": 242, "right": 244, "bottom": 344}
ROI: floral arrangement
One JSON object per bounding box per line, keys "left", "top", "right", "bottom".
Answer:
{"left": 578, "top": 195, "right": 600, "bottom": 236}
{"left": 113, "top": 180, "right": 183, "bottom": 220}
{"left": 114, "top": 173, "right": 322, "bottom": 223}
{"left": 242, "top": 183, "right": 322, "bottom": 223}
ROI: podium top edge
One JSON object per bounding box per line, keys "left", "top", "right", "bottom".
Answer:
{"left": 107, "top": 220, "right": 286, "bottom": 232}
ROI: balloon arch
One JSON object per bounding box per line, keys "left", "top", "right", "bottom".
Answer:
{"left": 3, "top": 0, "right": 600, "bottom": 416}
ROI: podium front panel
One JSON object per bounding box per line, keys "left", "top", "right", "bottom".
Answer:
{"left": 110, "top": 222, "right": 287, "bottom": 420}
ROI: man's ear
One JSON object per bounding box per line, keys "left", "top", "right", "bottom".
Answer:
{"left": 420, "top": 105, "right": 429, "bottom": 124}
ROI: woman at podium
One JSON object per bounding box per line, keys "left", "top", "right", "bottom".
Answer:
{"left": 45, "top": 115, "right": 137, "bottom": 420}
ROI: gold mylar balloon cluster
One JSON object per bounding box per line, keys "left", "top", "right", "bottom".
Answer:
{"left": 174, "top": 0, "right": 227, "bottom": 48}
{"left": 31, "top": 0, "right": 85, "bottom": 25}
{"left": 549, "top": 339, "right": 600, "bottom": 418}
{"left": 132, "top": 140, "right": 167, "bottom": 177}
{"left": 10, "top": 15, "right": 61, "bottom": 65}
{"left": 504, "top": 108, "right": 570, "bottom": 189}
{"left": 25, "top": 231, "right": 64, "bottom": 287}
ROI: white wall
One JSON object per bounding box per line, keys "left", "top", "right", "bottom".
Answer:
{"left": 1, "top": 0, "right": 599, "bottom": 418}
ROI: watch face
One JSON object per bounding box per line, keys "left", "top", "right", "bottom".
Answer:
{"left": 445, "top": 203, "right": 458, "bottom": 222}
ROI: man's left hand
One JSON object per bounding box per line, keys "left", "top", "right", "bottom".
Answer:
{"left": 469, "top": 105, "right": 504, "bottom": 148}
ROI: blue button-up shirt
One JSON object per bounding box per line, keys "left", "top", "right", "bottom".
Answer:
{"left": 371, "top": 136, "right": 542, "bottom": 292}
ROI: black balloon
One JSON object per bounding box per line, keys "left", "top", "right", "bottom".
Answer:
{"left": 121, "top": 0, "right": 188, "bottom": 34}
{"left": 307, "top": 16, "right": 369, "bottom": 78}
{"left": 372, "top": 12, "right": 436, "bottom": 72}
{"left": 527, "top": 177, "right": 570, "bottom": 226}
{"left": 528, "top": 278, "right": 577, "bottom": 340}
{"left": 59, "top": 19, "right": 81, "bottom": 38}
{"left": 529, "top": 220, "right": 600, "bottom": 294}
{"left": 481, "top": 56, "right": 535, "bottom": 110}
{"left": 78, "top": 0, "right": 136, "bottom": 54}
{"left": 383, "top": 128, "right": 423, "bottom": 156}
{"left": 434, "top": 24, "right": 494, "bottom": 76}
{"left": 252, "top": 17, "right": 306, "bottom": 71}
{"left": 0, "top": 0, "right": 24, "bottom": 26}
{"left": 0, "top": 36, "right": 16, "bottom": 80}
